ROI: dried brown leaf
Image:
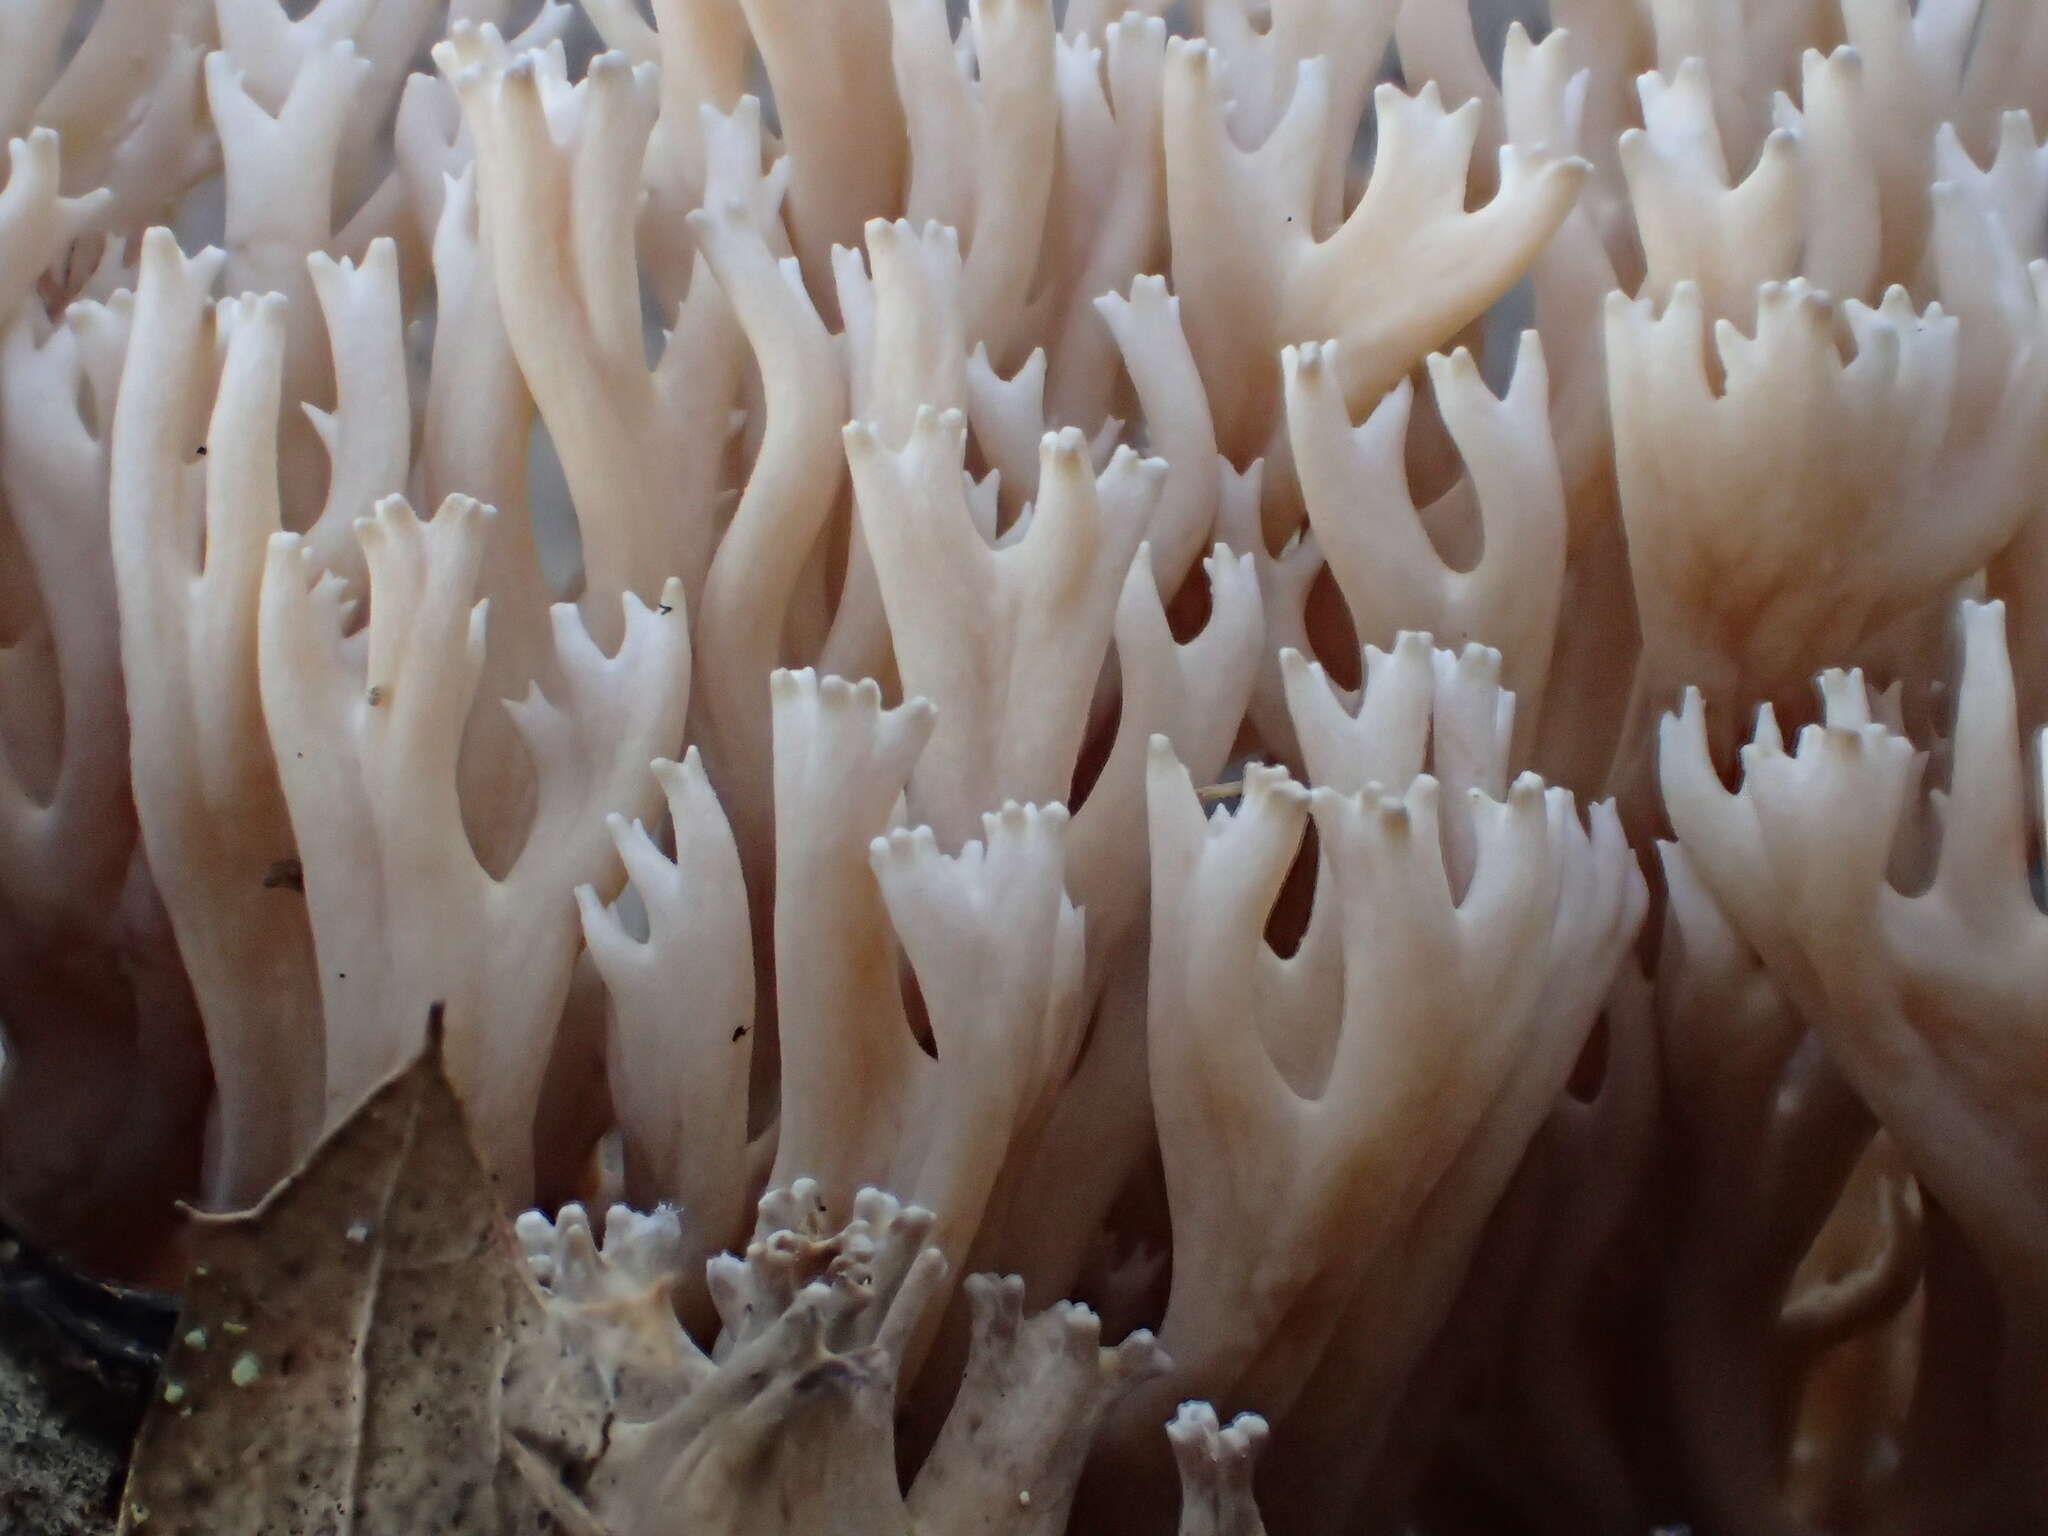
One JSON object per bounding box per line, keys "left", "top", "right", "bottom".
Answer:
{"left": 114, "top": 1011, "right": 608, "bottom": 1536}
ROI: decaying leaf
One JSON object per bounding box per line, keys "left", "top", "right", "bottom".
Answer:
{"left": 115, "top": 1009, "right": 607, "bottom": 1535}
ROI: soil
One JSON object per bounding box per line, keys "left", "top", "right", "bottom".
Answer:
{"left": 0, "top": 1218, "right": 173, "bottom": 1535}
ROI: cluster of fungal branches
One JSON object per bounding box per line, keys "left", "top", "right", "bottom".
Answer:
{"left": 6, "top": 0, "right": 2048, "bottom": 1529}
